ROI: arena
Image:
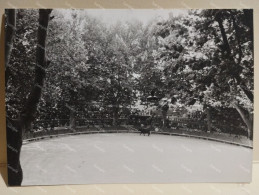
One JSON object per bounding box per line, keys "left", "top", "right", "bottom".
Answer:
{"left": 21, "top": 133, "right": 252, "bottom": 185}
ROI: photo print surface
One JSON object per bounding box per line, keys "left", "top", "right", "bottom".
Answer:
{"left": 5, "top": 9, "right": 254, "bottom": 186}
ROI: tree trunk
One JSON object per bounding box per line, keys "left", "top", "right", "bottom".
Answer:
{"left": 4, "top": 9, "right": 21, "bottom": 186}
{"left": 69, "top": 108, "right": 76, "bottom": 131}
{"left": 6, "top": 9, "right": 52, "bottom": 186}
{"left": 162, "top": 111, "right": 167, "bottom": 127}
{"left": 205, "top": 106, "right": 212, "bottom": 132}
{"left": 215, "top": 16, "right": 231, "bottom": 56}
{"left": 21, "top": 9, "right": 52, "bottom": 124}
{"left": 161, "top": 104, "right": 169, "bottom": 128}
{"left": 6, "top": 118, "right": 23, "bottom": 186}
{"left": 5, "top": 9, "right": 16, "bottom": 87}
{"left": 233, "top": 103, "right": 253, "bottom": 139}
{"left": 112, "top": 106, "right": 119, "bottom": 126}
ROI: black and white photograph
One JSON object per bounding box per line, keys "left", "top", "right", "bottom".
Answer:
{"left": 5, "top": 9, "right": 254, "bottom": 186}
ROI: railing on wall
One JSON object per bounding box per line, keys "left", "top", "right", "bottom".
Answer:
{"left": 22, "top": 116, "right": 251, "bottom": 147}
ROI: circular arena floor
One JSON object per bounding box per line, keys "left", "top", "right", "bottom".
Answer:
{"left": 20, "top": 133, "right": 252, "bottom": 185}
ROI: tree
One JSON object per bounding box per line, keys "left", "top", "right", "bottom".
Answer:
{"left": 6, "top": 9, "right": 52, "bottom": 186}
{"left": 132, "top": 21, "right": 165, "bottom": 106}
{"left": 5, "top": 9, "right": 16, "bottom": 87}
{"left": 153, "top": 10, "right": 253, "bottom": 138}
{"left": 5, "top": 9, "right": 39, "bottom": 119}
{"left": 96, "top": 22, "right": 141, "bottom": 125}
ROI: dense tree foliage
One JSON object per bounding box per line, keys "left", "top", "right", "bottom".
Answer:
{"left": 6, "top": 9, "right": 254, "bottom": 138}
{"left": 152, "top": 9, "right": 253, "bottom": 138}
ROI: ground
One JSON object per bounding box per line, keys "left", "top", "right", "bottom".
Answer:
{"left": 20, "top": 133, "right": 252, "bottom": 185}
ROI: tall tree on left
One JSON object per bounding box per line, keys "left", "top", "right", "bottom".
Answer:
{"left": 6, "top": 9, "right": 52, "bottom": 186}
{"left": 5, "top": 9, "right": 16, "bottom": 87}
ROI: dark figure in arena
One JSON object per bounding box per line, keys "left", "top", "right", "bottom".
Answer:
{"left": 139, "top": 126, "right": 151, "bottom": 136}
